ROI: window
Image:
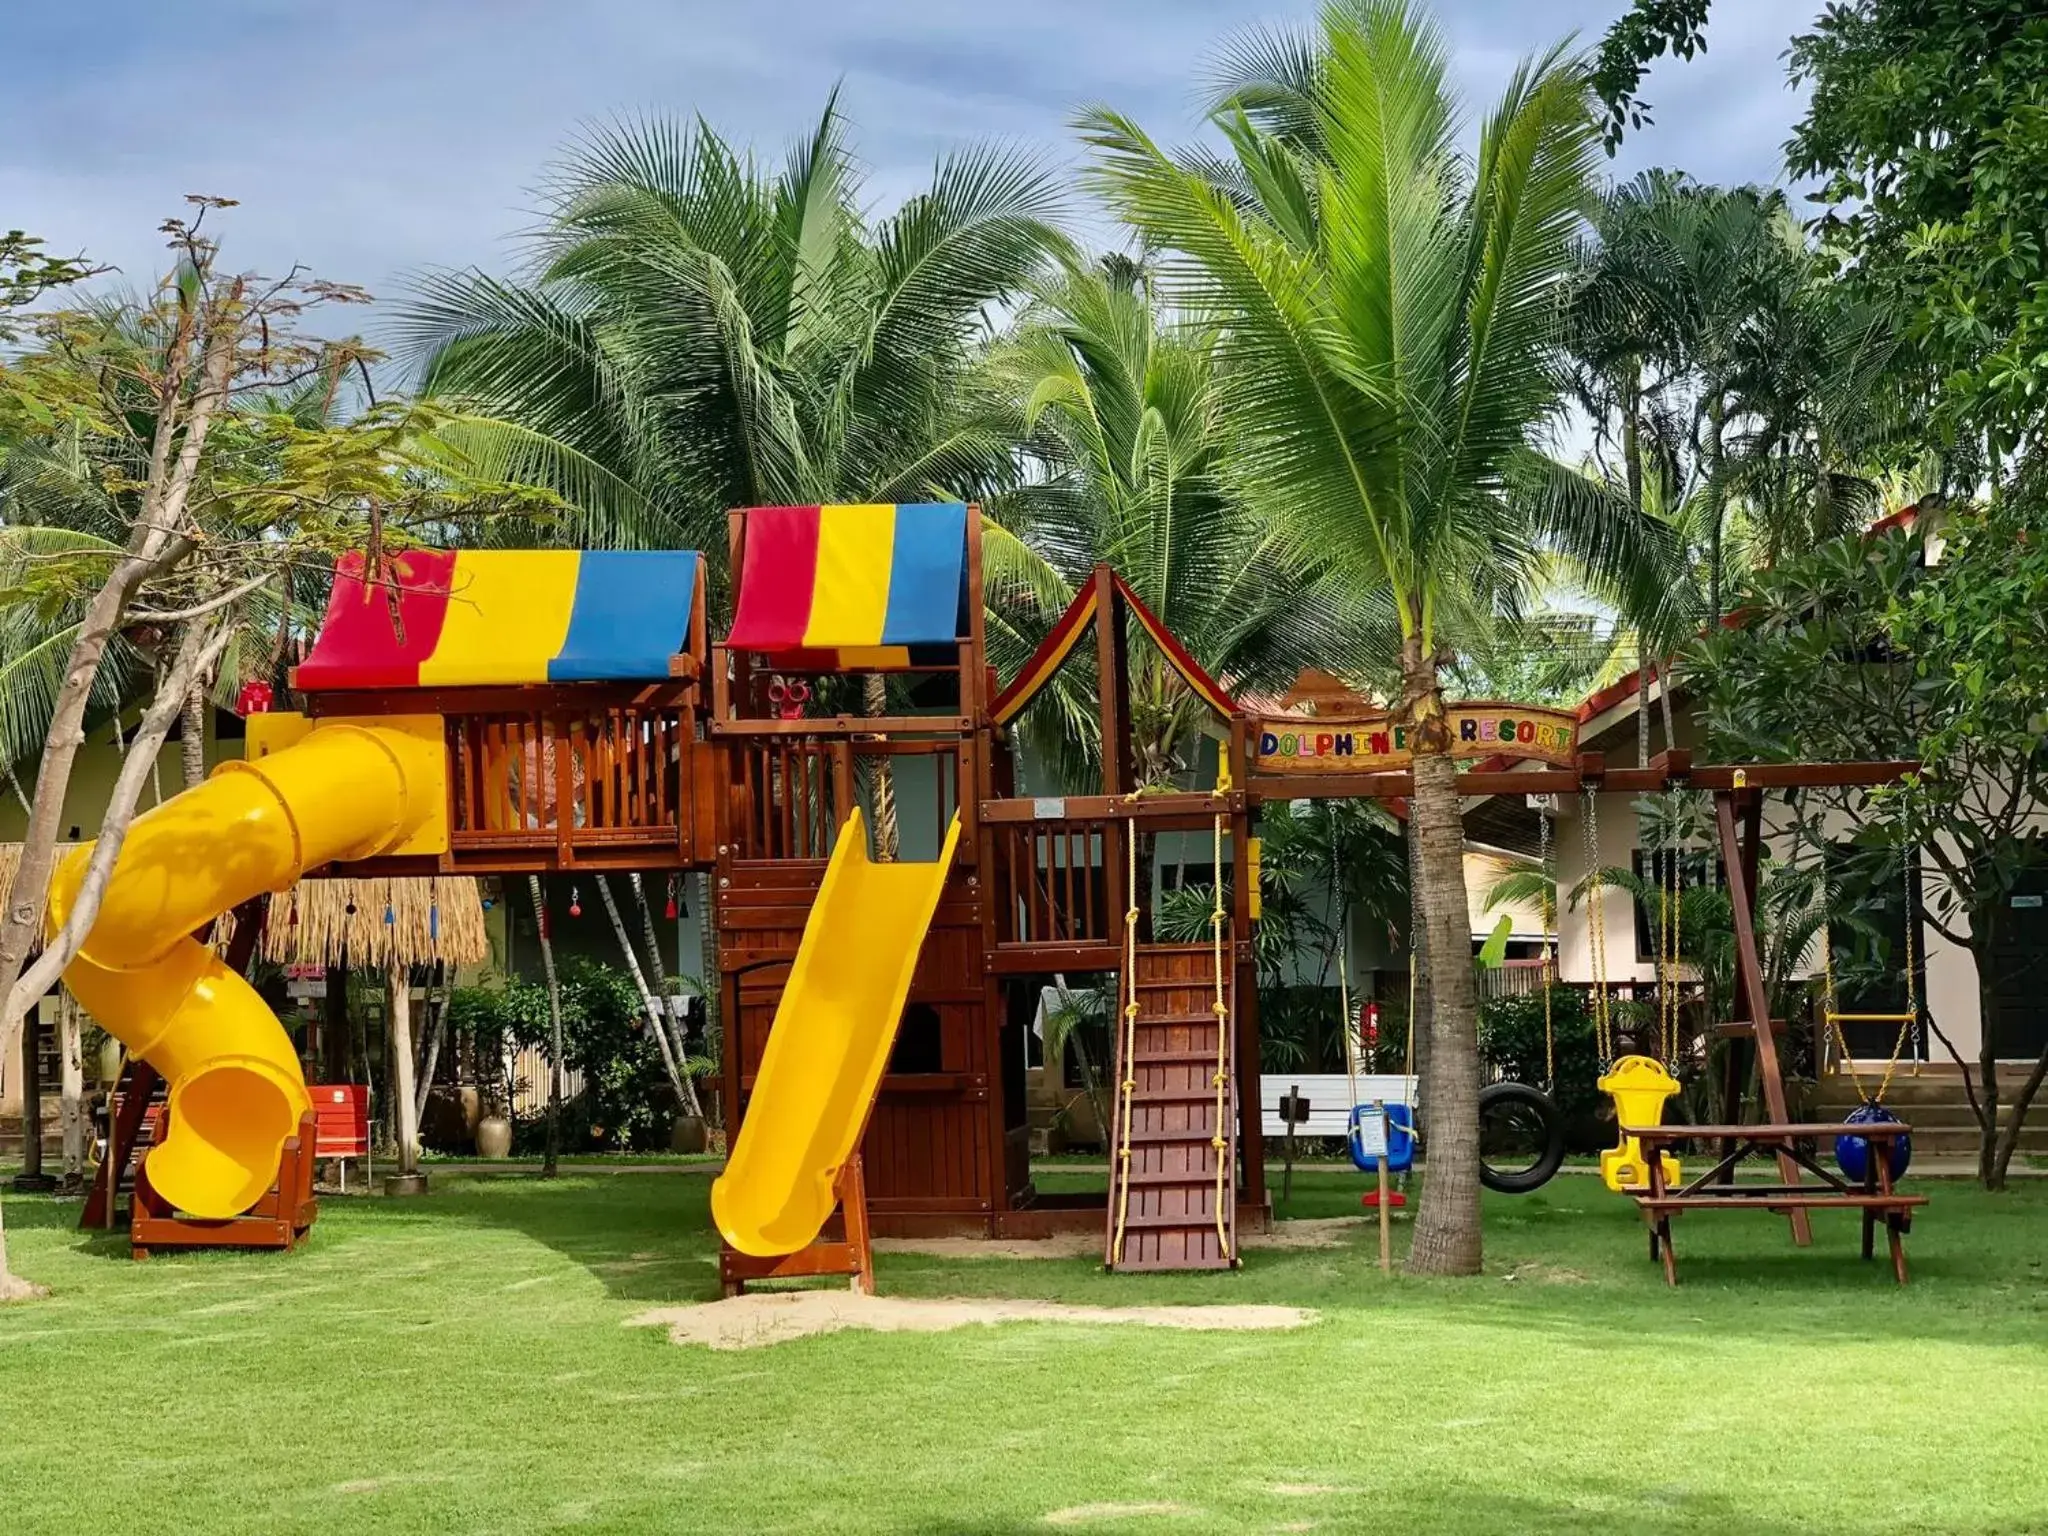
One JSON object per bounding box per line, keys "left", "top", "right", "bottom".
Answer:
{"left": 889, "top": 1001, "right": 945, "bottom": 1075}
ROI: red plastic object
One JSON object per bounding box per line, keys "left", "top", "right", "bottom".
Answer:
{"left": 235, "top": 679, "right": 275, "bottom": 717}
{"left": 1361, "top": 1189, "right": 1407, "bottom": 1209}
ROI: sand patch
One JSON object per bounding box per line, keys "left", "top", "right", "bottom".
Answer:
{"left": 1043, "top": 1502, "right": 1191, "bottom": 1525}
{"left": 873, "top": 1216, "right": 1367, "bottom": 1263}
{"left": 628, "top": 1292, "right": 1316, "bottom": 1351}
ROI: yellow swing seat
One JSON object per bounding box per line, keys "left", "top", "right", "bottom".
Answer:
{"left": 1599, "top": 1054, "right": 1682, "bottom": 1193}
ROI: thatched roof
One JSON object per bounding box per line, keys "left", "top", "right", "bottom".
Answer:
{"left": 262, "top": 876, "right": 491, "bottom": 971}
{"left": 0, "top": 844, "right": 489, "bottom": 970}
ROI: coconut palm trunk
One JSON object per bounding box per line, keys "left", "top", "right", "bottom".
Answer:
{"left": 863, "top": 675, "right": 899, "bottom": 860}
{"left": 1400, "top": 650, "right": 1483, "bottom": 1274}
{"left": 1084, "top": 1, "right": 1668, "bottom": 1276}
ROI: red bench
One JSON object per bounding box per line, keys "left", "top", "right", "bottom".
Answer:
{"left": 310, "top": 1084, "right": 371, "bottom": 1190}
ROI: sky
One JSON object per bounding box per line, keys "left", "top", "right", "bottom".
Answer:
{"left": 3, "top": 0, "right": 1812, "bottom": 355}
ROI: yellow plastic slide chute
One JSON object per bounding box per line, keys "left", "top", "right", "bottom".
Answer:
{"left": 48, "top": 716, "right": 445, "bottom": 1219}
{"left": 712, "top": 807, "right": 962, "bottom": 1257}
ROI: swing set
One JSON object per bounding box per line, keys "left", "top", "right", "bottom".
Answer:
{"left": 1243, "top": 742, "right": 1933, "bottom": 1281}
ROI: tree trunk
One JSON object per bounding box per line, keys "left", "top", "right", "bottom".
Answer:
{"left": 1401, "top": 645, "right": 1484, "bottom": 1277}
{"left": 180, "top": 682, "right": 207, "bottom": 790}
{"left": 597, "top": 877, "right": 702, "bottom": 1121}
{"left": 1706, "top": 396, "right": 1728, "bottom": 626}
{"left": 528, "top": 876, "right": 564, "bottom": 1178}
{"left": 1992, "top": 1035, "right": 2048, "bottom": 1189}
{"left": 0, "top": 1195, "right": 45, "bottom": 1302}
{"left": 413, "top": 965, "right": 448, "bottom": 1127}
{"left": 864, "top": 674, "right": 900, "bottom": 860}
{"left": 2, "top": 618, "right": 234, "bottom": 1025}
{"left": 1972, "top": 919, "right": 2004, "bottom": 1190}
{"left": 57, "top": 988, "right": 85, "bottom": 1194}
{"left": 386, "top": 967, "right": 421, "bottom": 1182}
{"left": 0, "top": 305, "right": 236, "bottom": 1035}
{"left": 1406, "top": 814, "right": 1433, "bottom": 1124}
{"left": 629, "top": 873, "right": 694, "bottom": 1103}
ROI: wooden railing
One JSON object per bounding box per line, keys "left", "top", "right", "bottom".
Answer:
{"left": 448, "top": 705, "right": 696, "bottom": 856}
{"left": 992, "top": 818, "right": 1113, "bottom": 951}
{"left": 725, "top": 735, "right": 967, "bottom": 864}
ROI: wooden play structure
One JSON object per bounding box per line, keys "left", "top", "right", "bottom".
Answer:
{"left": 52, "top": 502, "right": 1929, "bottom": 1283}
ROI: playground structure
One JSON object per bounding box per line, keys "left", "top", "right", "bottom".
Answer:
{"left": 53, "top": 504, "right": 1928, "bottom": 1279}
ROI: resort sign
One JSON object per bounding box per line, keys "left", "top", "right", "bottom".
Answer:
{"left": 1252, "top": 702, "right": 1579, "bottom": 773}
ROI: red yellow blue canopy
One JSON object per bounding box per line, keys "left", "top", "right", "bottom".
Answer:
{"left": 725, "top": 503, "right": 968, "bottom": 668}
{"left": 295, "top": 548, "right": 702, "bottom": 690}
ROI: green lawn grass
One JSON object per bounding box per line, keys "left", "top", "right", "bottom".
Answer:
{"left": 2, "top": 1168, "right": 2045, "bottom": 1535}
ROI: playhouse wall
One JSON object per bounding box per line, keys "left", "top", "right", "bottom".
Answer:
{"left": 721, "top": 866, "right": 1016, "bottom": 1233}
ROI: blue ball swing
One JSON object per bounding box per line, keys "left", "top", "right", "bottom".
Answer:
{"left": 1835, "top": 1100, "right": 1912, "bottom": 1184}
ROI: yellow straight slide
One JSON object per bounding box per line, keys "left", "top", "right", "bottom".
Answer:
{"left": 712, "top": 807, "right": 962, "bottom": 1257}
{"left": 47, "top": 716, "right": 446, "bottom": 1219}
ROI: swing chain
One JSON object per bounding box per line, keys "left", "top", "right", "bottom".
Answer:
{"left": 1538, "top": 807, "right": 1555, "bottom": 1091}
{"left": 1581, "top": 787, "right": 1613, "bottom": 1064}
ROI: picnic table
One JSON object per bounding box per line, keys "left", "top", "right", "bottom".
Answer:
{"left": 1627, "top": 1121, "right": 1928, "bottom": 1286}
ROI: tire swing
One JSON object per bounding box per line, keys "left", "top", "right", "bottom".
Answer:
{"left": 1820, "top": 833, "right": 1918, "bottom": 1184}
{"left": 1478, "top": 802, "right": 1566, "bottom": 1195}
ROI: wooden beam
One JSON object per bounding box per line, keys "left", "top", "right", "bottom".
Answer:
{"left": 1243, "top": 759, "right": 1917, "bottom": 803}
{"left": 304, "top": 681, "right": 694, "bottom": 717}
{"left": 1091, "top": 564, "right": 1135, "bottom": 797}
{"left": 979, "top": 792, "right": 1235, "bottom": 824}
{"left": 1715, "top": 789, "right": 1813, "bottom": 1246}
{"left": 710, "top": 716, "right": 974, "bottom": 738}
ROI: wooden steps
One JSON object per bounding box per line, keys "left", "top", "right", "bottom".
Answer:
{"left": 1104, "top": 942, "right": 1239, "bottom": 1272}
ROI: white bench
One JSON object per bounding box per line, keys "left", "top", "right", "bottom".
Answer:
{"left": 1259, "top": 1074, "right": 1416, "bottom": 1138}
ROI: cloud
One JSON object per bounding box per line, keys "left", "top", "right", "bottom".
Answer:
{"left": 1, "top": 0, "right": 1814, "bottom": 310}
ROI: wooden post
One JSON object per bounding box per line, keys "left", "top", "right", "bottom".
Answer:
{"left": 384, "top": 967, "right": 427, "bottom": 1196}
{"left": 1282, "top": 1081, "right": 1298, "bottom": 1207}
{"left": 1089, "top": 566, "right": 1134, "bottom": 798}
{"left": 11, "top": 1007, "right": 52, "bottom": 1192}
{"left": 1714, "top": 790, "right": 1811, "bottom": 1245}
{"left": 1374, "top": 1099, "right": 1391, "bottom": 1275}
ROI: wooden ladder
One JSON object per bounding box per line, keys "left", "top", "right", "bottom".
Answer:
{"left": 1104, "top": 941, "right": 1239, "bottom": 1272}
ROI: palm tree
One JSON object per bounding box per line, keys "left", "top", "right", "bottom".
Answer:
{"left": 398, "top": 97, "right": 1071, "bottom": 581}
{"left": 980, "top": 257, "right": 1383, "bottom": 789}
{"left": 1081, "top": 0, "right": 1669, "bottom": 1272}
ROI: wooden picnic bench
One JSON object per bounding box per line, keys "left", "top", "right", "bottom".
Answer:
{"left": 1627, "top": 1121, "right": 1927, "bottom": 1286}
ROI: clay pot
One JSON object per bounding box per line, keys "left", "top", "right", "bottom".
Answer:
{"left": 671, "top": 1115, "right": 709, "bottom": 1155}
{"left": 475, "top": 1114, "right": 513, "bottom": 1160}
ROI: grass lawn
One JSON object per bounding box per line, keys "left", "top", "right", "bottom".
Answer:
{"left": 2, "top": 1168, "right": 2046, "bottom": 1534}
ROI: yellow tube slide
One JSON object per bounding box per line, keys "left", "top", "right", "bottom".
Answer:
{"left": 47, "top": 719, "right": 446, "bottom": 1219}
{"left": 712, "top": 808, "right": 962, "bottom": 1257}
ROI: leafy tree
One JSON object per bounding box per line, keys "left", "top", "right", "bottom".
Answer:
{"left": 1693, "top": 512, "right": 2048, "bottom": 1187}
{"left": 0, "top": 205, "right": 553, "bottom": 1150}
{"left": 1082, "top": 0, "right": 1669, "bottom": 1272}
{"left": 980, "top": 257, "right": 1376, "bottom": 787}
{"left": 1591, "top": 0, "right": 1712, "bottom": 153}
{"left": 1789, "top": 0, "right": 2048, "bottom": 476}
{"left": 400, "top": 97, "right": 1070, "bottom": 579}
